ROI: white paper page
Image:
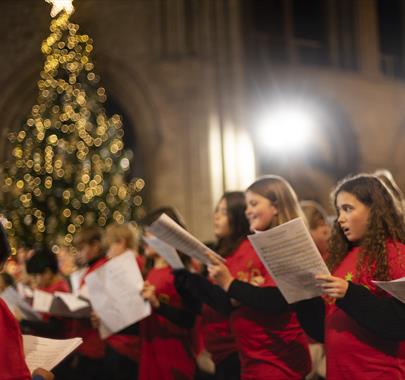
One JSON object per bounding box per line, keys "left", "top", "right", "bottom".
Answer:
{"left": 0, "top": 287, "right": 41, "bottom": 321}
{"left": 248, "top": 217, "right": 330, "bottom": 303}
{"left": 372, "top": 277, "right": 405, "bottom": 303}
{"left": 32, "top": 290, "right": 54, "bottom": 313}
{"left": 86, "top": 251, "right": 151, "bottom": 338}
{"left": 54, "top": 292, "right": 90, "bottom": 312}
{"left": 23, "top": 335, "right": 82, "bottom": 372}
{"left": 78, "top": 284, "right": 89, "bottom": 300}
{"left": 69, "top": 267, "right": 87, "bottom": 296}
{"left": 17, "top": 283, "right": 34, "bottom": 299}
{"left": 147, "top": 213, "right": 222, "bottom": 265}
{"left": 143, "top": 236, "right": 184, "bottom": 269}
{"left": 99, "top": 320, "right": 114, "bottom": 340}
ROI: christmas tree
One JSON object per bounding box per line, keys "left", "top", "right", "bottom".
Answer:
{"left": 0, "top": 4, "right": 144, "bottom": 251}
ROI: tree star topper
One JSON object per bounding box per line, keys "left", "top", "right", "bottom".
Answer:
{"left": 45, "top": 0, "right": 74, "bottom": 17}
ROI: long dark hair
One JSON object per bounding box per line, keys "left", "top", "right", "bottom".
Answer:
{"left": 216, "top": 191, "right": 250, "bottom": 257}
{"left": 26, "top": 246, "right": 59, "bottom": 275}
{"left": 328, "top": 174, "right": 405, "bottom": 280}
{"left": 0, "top": 224, "right": 11, "bottom": 269}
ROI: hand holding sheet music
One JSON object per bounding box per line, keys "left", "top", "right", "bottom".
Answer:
{"left": 147, "top": 213, "right": 222, "bottom": 265}
{"left": 248, "top": 217, "right": 330, "bottom": 303}
{"left": 86, "top": 251, "right": 151, "bottom": 338}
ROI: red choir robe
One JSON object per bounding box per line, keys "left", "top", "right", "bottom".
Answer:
{"left": 0, "top": 298, "right": 31, "bottom": 380}
{"left": 71, "top": 256, "right": 108, "bottom": 359}
{"left": 139, "top": 266, "right": 196, "bottom": 380}
{"left": 228, "top": 239, "right": 311, "bottom": 380}
{"left": 198, "top": 242, "right": 244, "bottom": 366}
{"left": 326, "top": 241, "right": 405, "bottom": 380}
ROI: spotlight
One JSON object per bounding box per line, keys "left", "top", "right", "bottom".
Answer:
{"left": 257, "top": 105, "right": 316, "bottom": 153}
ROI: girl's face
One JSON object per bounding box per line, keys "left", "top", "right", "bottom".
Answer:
{"left": 76, "top": 241, "right": 101, "bottom": 266}
{"left": 213, "top": 198, "right": 231, "bottom": 239}
{"left": 107, "top": 238, "right": 127, "bottom": 259}
{"left": 33, "top": 269, "right": 54, "bottom": 289}
{"left": 245, "top": 190, "right": 278, "bottom": 231}
{"left": 336, "top": 191, "right": 370, "bottom": 243}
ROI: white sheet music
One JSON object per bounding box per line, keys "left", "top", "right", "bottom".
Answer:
{"left": 23, "top": 335, "right": 82, "bottom": 372}
{"left": 147, "top": 213, "right": 222, "bottom": 265}
{"left": 32, "top": 290, "right": 54, "bottom": 313}
{"left": 98, "top": 320, "right": 114, "bottom": 340}
{"left": 143, "top": 236, "right": 184, "bottom": 269}
{"left": 69, "top": 267, "right": 87, "bottom": 296}
{"left": 0, "top": 287, "right": 41, "bottom": 321}
{"left": 86, "top": 251, "right": 151, "bottom": 338}
{"left": 78, "top": 284, "right": 89, "bottom": 300}
{"left": 54, "top": 292, "right": 90, "bottom": 312}
{"left": 248, "top": 217, "right": 330, "bottom": 303}
{"left": 373, "top": 277, "right": 405, "bottom": 303}
{"left": 32, "top": 290, "right": 91, "bottom": 318}
{"left": 17, "top": 283, "right": 33, "bottom": 299}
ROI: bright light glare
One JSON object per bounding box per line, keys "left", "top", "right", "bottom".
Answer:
{"left": 258, "top": 106, "right": 315, "bottom": 153}
{"left": 45, "top": 0, "right": 74, "bottom": 17}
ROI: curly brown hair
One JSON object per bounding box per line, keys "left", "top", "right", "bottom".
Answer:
{"left": 327, "top": 174, "right": 405, "bottom": 280}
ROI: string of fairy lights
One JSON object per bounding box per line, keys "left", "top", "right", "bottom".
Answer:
{"left": 0, "top": 2, "right": 144, "bottom": 251}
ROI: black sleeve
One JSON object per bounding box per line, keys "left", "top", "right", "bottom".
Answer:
{"left": 174, "top": 275, "right": 202, "bottom": 315}
{"left": 116, "top": 322, "right": 139, "bottom": 335}
{"left": 227, "top": 280, "right": 290, "bottom": 314}
{"left": 173, "top": 269, "right": 233, "bottom": 315}
{"left": 293, "top": 297, "right": 325, "bottom": 343}
{"left": 20, "top": 317, "right": 62, "bottom": 336}
{"left": 156, "top": 302, "right": 196, "bottom": 329}
{"left": 336, "top": 281, "right": 405, "bottom": 340}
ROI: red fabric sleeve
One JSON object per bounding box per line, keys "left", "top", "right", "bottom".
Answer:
{"left": 0, "top": 299, "right": 31, "bottom": 379}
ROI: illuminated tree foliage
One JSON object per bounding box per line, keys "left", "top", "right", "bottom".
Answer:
{"left": 0, "top": 11, "right": 144, "bottom": 250}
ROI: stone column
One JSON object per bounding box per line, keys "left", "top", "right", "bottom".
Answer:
{"left": 355, "top": 0, "right": 380, "bottom": 77}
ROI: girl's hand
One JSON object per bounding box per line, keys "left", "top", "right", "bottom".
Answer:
{"left": 316, "top": 274, "right": 349, "bottom": 299}
{"left": 90, "top": 312, "right": 101, "bottom": 329}
{"left": 206, "top": 252, "right": 234, "bottom": 291}
{"left": 141, "top": 281, "right": 160, "bottom": 308}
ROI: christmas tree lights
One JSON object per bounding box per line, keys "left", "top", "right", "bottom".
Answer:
{"left": 0, "top": 8, "right": 144, "bottom": 251}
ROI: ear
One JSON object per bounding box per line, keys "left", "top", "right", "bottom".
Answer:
{"left": 270, "top": 203, "right": 278, "bottom": 215}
